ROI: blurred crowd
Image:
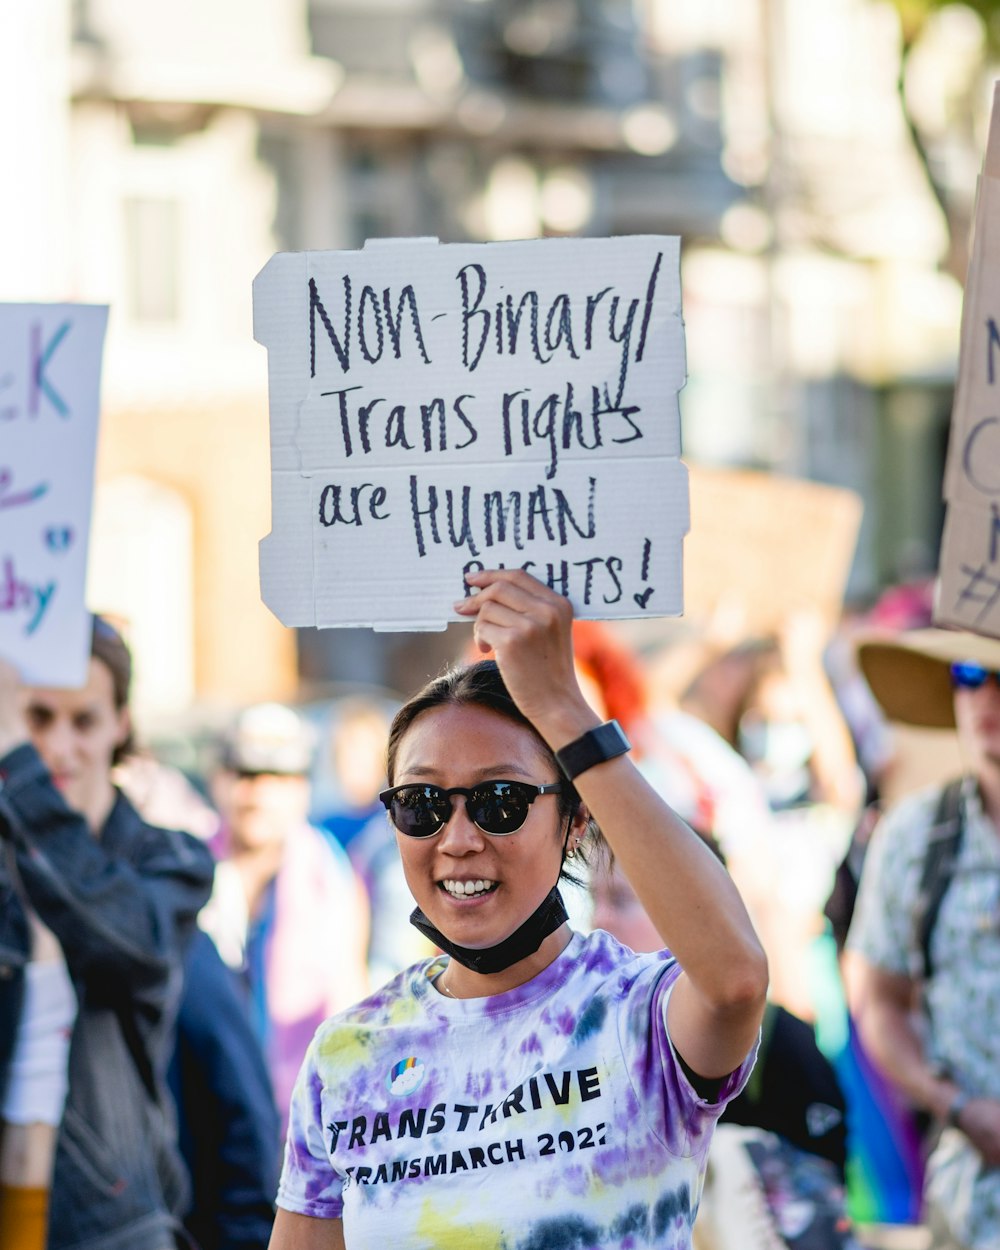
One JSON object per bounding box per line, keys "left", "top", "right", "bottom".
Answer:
{"left": 4, "top": 574, "right": 961, "bottom": 1250}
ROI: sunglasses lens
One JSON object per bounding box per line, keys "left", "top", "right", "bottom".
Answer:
{"left": 384, "top": 780, "right": 547, "bottom": 837}
{"left": 470, "top": 782, "right": 532, "bottom": 835}
{"left": 390, "top": 786, "right": 449, "bottom": 838}
{"left": 951, "top": 661, "right": 990, "bottom": 690}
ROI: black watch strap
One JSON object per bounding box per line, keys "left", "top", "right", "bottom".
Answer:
{"left": 555, "top": 720, "right": 631, "bottom": 782}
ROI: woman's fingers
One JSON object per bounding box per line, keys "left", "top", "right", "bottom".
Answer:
{"left": 467, "top": 599, "right": 528, "bottom": 652}
{"left": 455, "top": 571, "right": 570, "bottom": 653}
{"left": 456, "top": 567, "right": 561, "bottom": 614}
{"left": 456, "top": 569, "right": 572, "bottom": 629}
{"left": 453, "top": 569, "right": 584, "bottom": 724}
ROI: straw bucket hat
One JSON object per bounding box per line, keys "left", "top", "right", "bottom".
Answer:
{"left": 858, "top": 629, "right": 1000, "bottom": 729}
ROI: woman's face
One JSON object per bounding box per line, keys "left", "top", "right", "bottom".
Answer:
{"left": 954, "top": 675, "right": 1000, "bottom": 770}
{"left": 391, "top": 702, "right": 572, "bottom": 950}
{"left": 21, "top": 657, "right": 128, "bottom": 819}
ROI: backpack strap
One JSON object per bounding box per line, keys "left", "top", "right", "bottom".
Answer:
{"left": 911, "top": 778, "right": 967, "bottom": 985}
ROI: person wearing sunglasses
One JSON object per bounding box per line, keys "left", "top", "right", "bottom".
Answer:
{"left": 848, "top": 628, "right": 1000, "bottom": 1250}
{"left": 268, "top": 568, "right": 767, "bottom": 1250}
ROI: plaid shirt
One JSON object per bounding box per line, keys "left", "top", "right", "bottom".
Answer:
{"left": 848, "top": 779, "right": 1000, "bottom": 1246}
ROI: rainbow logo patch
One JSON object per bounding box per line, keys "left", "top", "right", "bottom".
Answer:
{"left": 387, "top": 1056, "right": 426, "bottom": 1097}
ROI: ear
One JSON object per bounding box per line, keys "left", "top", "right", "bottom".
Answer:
{"left": 569, "top": 799, "right": 591, "bottom": 842}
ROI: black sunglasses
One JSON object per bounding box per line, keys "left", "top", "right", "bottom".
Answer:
{"left": 379, "top": 780, "right": 563, "bottom": 838}
{"left": 950, "top": 661, "right": 1000, "bottom": 691}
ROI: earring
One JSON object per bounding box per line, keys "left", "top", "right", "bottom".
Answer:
{"left": 566, "top": 841, "right": 579, "bottom": 860}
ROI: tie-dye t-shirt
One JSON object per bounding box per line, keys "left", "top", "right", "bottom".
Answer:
{"left": 277, "top": 928, "right": 756, "bottom": 1249}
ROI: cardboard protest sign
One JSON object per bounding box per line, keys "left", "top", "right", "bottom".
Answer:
{"left": 937, "top": 82, "right": 1000, "bottom": 635}
{"left": 254, "top": 236, "right": 688, "bottom": 630}
{"left": 683, "top": 466, "right": 863, "bottom": 637}
{"left": 0, "top": 303, "right": 109, "bottom": 685}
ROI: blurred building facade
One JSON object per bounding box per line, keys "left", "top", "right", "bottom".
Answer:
{"left": 0, "top": 0, "right": 973, "bottom": 716}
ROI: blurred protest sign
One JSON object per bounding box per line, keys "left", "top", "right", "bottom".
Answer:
{"left": 937, "top": 82, "right": 1000, "bottom": 635}
{"left": 0, "top": 303, "right": 108, "bottom": 686}
{"left": 683, "top": 466, "right": 862, "bottom": 638}
{"left": 254, "top": 236, "right": 688, "bottom": 630}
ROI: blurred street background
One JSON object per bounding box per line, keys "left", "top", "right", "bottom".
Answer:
{"left": 0, "top": 0, "right": 991, "bottom": 771}
{"left": 9, "top": 8, "right": 1000, "bottom": 1241}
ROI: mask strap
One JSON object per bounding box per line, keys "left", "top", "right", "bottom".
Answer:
{"left": 410, "top": 887, "right": 568, "bottom": 975}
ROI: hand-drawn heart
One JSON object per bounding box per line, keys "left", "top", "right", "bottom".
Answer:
{"left": 633, "top": 588, "right": 653, "bottom": 610}
{"left": 44, "top": 526, "right": 74, "bottom": 552}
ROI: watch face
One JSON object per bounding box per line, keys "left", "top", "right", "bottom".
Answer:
{"left": 592, "top": 721, "right": 631, "bottom": 757}
{"left": 557, "top": 721, "right": 630, "bottom": 780}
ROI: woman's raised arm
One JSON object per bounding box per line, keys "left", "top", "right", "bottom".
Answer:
{"left": 269, "top": 1210, "right": 346, "bottom": 1250}
{"left": 455, "top": 568, "right": 768, "bottom": 1079}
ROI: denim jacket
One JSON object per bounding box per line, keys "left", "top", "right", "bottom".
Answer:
{"left": 0, "top": 744, "right": 215, "bottom": 1250}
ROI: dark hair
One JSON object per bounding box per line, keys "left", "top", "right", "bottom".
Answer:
{"left": 91, "top": 615, "right": 135, "bottom": 764}
{"left": 386, "top": 659, "right": 597, "bottom": 882}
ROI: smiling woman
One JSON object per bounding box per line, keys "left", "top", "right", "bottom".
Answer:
{"left": 387, "top": 699, "right": 582, "bottom": 986}
{"left": 268, "top": 569, "right": 768, "bottom": 1250}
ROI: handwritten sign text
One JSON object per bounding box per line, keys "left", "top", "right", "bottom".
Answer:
{"left": 0, "top": 303, "right": 108, "bottom": 683}
{"left": 254, "top": 237, "right": 688, "bottom": 630}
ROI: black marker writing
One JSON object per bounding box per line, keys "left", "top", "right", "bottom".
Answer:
{"left": 457, "top": 253, "right": 664, "bottom": 410}
{"left": 321, "top": 388, "right": 477, "bottom": 458}
{"left": 318, "top": 483, "right": 390, "bottom": 527}
{"left": 501, "top": 384, "right": 642, "bottom": 480}
{"left": 988, "top": 317, "right": 1000, "bottom": 385}
{"left": 463, "top": 554, "right": 623, "bottom": 607}
{"left": 408, "top": 476, "right": 597, "bottom": 559}
{"left": 956, "top": 561, "right": 1000, "bottom": 624}
{"left": 962, "top": 416, "right": 1000, "bottom": 495}
{"left": 310, "top": 276, "right": 431, "bottom": 377}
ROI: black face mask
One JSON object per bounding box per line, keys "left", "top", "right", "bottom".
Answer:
{"left": 409, "top": 887, "right": 569, "bottom": 975}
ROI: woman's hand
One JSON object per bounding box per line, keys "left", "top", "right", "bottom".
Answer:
{"left": 453, "top": 569, "right": 598, "bottom": 749}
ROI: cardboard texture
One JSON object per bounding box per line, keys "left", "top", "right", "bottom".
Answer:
{"left": 254, "top": 236, "right": 688, "bottom": 630}
{"left": 684, "top": 466, "right": 863, "bottom": 637}
{"left": 937, "top": 82, "right": 1000, "bottom": 636}
{"left": 0, "top": 303, "right": 108, "bottom": 686}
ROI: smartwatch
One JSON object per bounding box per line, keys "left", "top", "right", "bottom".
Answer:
{"left": 555, "top": 720, "right": 631, "bottom": 781}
